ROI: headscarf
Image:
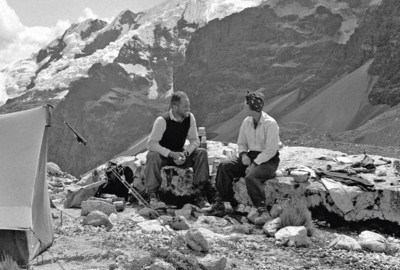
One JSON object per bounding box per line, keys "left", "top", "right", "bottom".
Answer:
{"left": 245, "top": 91, "right": 265, "bottom": 112}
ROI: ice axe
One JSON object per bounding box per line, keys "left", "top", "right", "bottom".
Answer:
{"left": 64, "top": 121, "right": 88, "bottom": 145}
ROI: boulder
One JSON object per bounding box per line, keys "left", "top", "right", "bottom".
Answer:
{"left": 137, "top": 220, "right": 172, "bottom": 233}
{"left": 275, "top": 226, "right": 309, "bottom": 247}
{"left": 185, "top": 229, "right": 209, "bottom": 252}
{"left": 329, "top": 234, "right": 362, "bottom": 251}
{"left": 138, "top": 207, "right": 158, "bottom": 219}
{"left": 198, "top": 254, "right": 227, "bottom": 270}
{"left": 168, "top": 216, "right": 190, "bottom": 231}
{"left": 81, "top": 200, "right": 117, "bottom": 216}
{"left": 196, "top": 216, "right": 228, "bottom": 227}
{"left": 82, "top": 210, "right": 113, "bottom": 230}
{"left": 263, "top": 217, "right": 281, "bottom": 237}
{"left": 148, "top": 259, "right": 176, "bottom": 270}
{"left": 358, "top": 230, "right": 388, "bottom": 252}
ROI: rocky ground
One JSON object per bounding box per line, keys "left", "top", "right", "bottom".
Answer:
{"left": 22, "top": 144, "right": 400, "bottom": 270}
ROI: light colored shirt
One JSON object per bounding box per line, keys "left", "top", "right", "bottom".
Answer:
{"left": 147, "top": 110, "right": 200, "bottom": 157}
{"left": 237, "top": 111, "right": 281, "bottom": 165}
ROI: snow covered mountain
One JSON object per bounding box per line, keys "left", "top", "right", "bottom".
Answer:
{"left": 0, "top": 0, "right": 264, "bottom": 106}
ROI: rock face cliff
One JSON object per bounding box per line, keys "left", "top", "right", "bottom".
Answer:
{"left": 174, "top": 0, "right": 374, "bottom": 129}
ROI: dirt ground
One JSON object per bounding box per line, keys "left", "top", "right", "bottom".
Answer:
{"left": 26, "top": 144, "right": 400, "bottom": 270}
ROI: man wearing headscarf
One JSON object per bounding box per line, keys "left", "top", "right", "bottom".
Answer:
{"left": 213, "top": 91, "right": 281, "bottom": 214}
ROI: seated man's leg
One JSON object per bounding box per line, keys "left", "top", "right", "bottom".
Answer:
{"left": 144, "top": 151, "right": 167, "bottom": 193}
{"left": 216, "top": 157, "right": 246, "bottom": 204}
{"left": 188, "top": 148, "right": 209, "bottom": 187}
{"left": 245, "top": 158, "right": 279, "bottom": 208}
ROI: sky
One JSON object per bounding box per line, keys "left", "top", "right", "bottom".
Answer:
{"left": 0, "top": 0, "right": 166, "bottom": 69}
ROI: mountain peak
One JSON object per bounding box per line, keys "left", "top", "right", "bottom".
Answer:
{"left": 111, "top": 9, "right": 138, "bottom": 28}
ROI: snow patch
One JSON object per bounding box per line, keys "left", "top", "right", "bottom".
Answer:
{"left": 369, "top": 0, "right": 382, "bottom": 6}
{"left": 119, "top": 63, "right": 148, "bottom": 77}
{"left": 337, "top": 17, "right": 358, "bottom": 44}
{"left": 54, "top": 90, "right": 69, "bottom": 100}
{"left": 148, "top": 79, "right": 158, "bottom": 99}
{"left": 0, "top": 73, "right": 8, "bottom": 106}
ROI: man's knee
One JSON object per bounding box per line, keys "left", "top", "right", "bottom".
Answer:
{"left": 146, "top": 151, "right": 162, "bottom": 166}
{"left": 193, "top": 148, "right": 208, "bottom": 159}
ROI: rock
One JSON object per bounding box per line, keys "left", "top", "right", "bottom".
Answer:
{"left": 275, "top": 226, "right": 309, "bottom": 247}
{"left": 358, "top": 230, "right": 388, "bottom": 252}
{"left": 169, "top": 216, "right": 190, "bottom": 231}
{"left": 233, "top": 224, "right": 254, "bottom": 234}
{"left": 47, "top": 162, "right": 63, "bottom": 176}
{"left": 263, "top": 217, "right": 281, "bottom": 237}
{"left": 254, "top": 212, "right": 272, "bottom": 226}
{"left": 198, "top": 254, "right": 227, "bottom": 270}
{"left": 196, "top": 216, "right": 228, "bottom": 227}
{"left": 148, "top": 259, "right": 176, "bottom": 270}
{"left": 185, "top": 228, "right": 209, "bottom": 252}
{"left": 81, "top": 200, "right": 117, "bottom": 216}
{"left": 138, "top": 207, "right": 158, "bottom": 219}
{"left": 175, "top": 208, "right": 192, "bottom": 219}
{"left": 182, "top": 203, "right": 201, "bottom": 212}
{"left": 246, "top": 208, "right": 259, "bottom": 223}
{"left": 137, "top": 220, "right": 172, "bottom": 233}
{"left": 82, "top": 210, "right": 113, "bottom": 230}
{"left": 329, "top": 234, "right": 362, "bottom": 251}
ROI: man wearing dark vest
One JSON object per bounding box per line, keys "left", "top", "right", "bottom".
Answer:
{"left": 145, "top": 91, "right": 210, "bottom": 208}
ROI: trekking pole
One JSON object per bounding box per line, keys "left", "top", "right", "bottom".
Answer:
{"left": 110, "top": 169, "right": 188, "bottom": 246}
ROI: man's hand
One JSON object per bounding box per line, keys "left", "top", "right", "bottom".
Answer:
{"left": 169, "top": 151, "right": 186, "bottom": 165}
{"left": 245, "top": 162, "right": 256, "bottom": 175}
{"left": 241, "top": 153, "right": 251, "bottom": 166}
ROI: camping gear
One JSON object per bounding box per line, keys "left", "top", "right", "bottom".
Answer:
{"left": 0, "top": 106, "right": 54, "bottom": 265}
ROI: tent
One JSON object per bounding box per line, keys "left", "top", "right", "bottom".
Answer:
{"left": 0, "top": 105, "right": 54, "bottom": 265}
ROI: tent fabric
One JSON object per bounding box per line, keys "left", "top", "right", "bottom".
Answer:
{"left": 0, "top": 105, "right": 54, "bottom": 265}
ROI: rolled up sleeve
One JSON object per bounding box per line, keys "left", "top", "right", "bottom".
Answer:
{"left": 254, "top": 121, "right": 280, "bottom": 165}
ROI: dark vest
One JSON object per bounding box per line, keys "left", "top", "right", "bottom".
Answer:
{"left": 159, "top": 112, "right": 191, "bottom": 152}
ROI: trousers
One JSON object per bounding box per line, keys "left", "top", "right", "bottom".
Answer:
{"left": 215, "top": 151, "right": 279, "bottom": 207}
{"left": 145, "top": 148, "right": 210, "bottom": 193}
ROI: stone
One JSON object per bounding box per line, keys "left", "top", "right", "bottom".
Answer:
{"left": 169, "top": 216, "right": 190, "bottom": 231}
{"left": 137, "top": 220, "right": 172, "bottom": 233}
{"left": 247, "top": 208, "right": 259, "bottom": 223}
{"left": 148, "top": 259, "right": 176, "bottom": 270}
{"left": 275, "top": 226, "right": 309, "bottom": 247}
{"left": 185, "top": 229, "right": 209, "bottom": 252}
{"left": 47, "top": 162, "right": 63, "bottom": 176}
{"left": 175, "top": 208, "right": 192, "bottom": 219}
{"left": 138, "top": 207, "right": 158, "bottom": 219}
{"left": 182, "top": 203, "right": 201, "bottom": 212}
{"left": 196, "top": 215, "right": 228, "bottom": 227}
{"left": 197, "top": 254, "right": 227, "bottom": 270}
{"left": 81, "top": 200, "right": 117, "bottom": 216}
{"left": 329, "top": 234, "right": 362, "bottom": 251}
{"left": 358, "top": 230, "right": 388, "bottom": 252}
{"left": 254, "top": 212, "right": 272, "bottom": 226}
{"left": 263, "top": 217, "right": 281, "bottom": 237}
{"left": 82, "top": 210, "right": 113, "bottom": 230}
{"left": 233, "top": 224, "right": 254, "bottom": 234}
